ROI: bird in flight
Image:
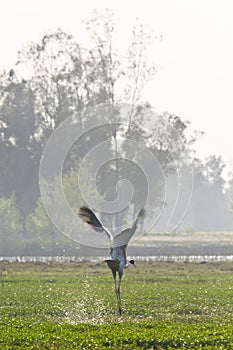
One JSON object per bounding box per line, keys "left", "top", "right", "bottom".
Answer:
{"left": 78, "top": 206, "right": 145, "bottom": 315}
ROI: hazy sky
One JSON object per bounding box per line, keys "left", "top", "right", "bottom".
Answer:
{"left": 1, "top": 0, "right": 233, "bottom": 176}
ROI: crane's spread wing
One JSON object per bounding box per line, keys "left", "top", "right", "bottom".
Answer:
{"left": 113, "top": 208, "right": 145, "bottom": 248}
{"left": 78, "top": 206, "right": 113, "bottom": 242}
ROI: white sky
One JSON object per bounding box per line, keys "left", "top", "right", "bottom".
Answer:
{"left": 0, "top": 0, "right": 233, "bottom": 177}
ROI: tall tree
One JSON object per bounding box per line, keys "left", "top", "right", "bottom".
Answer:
{"left": 0, "top": 10, "right": 199, "bottom": 239}
{"left": 185, "top": 157, "right": 232, "bottom": 231}
{"left": 0, "top": 196, "right": 23, "bottom": 255}
{"left": 0, "top": 72, "right": 39, "bottom": 216}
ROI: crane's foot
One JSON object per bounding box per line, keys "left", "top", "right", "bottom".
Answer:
{"left": 118, "top": 307, "right": 122, "bottom": 316}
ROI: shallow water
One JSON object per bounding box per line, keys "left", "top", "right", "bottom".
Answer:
{"left": 1, "top": 254, "right": 233, "bottom": 263}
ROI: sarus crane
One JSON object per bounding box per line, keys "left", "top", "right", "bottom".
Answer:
{"left": 78, "top": 206, "right": 145, "bottom": 315}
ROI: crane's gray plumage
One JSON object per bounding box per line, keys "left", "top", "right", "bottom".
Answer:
{"left": 78, "top": 206, "right": 145, "bottom": 315}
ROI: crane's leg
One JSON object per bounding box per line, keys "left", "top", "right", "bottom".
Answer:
{"left": 112, "top": 270, "right": 120, "bottom": 314}
{"left": 111, "top": 270, "right": 118, "bottom": 298}
{"left": 111, "top": 269, "right": 122, "bottom": 316}
{"left": 117, "top": 276, "right": 122, "bottom": 316}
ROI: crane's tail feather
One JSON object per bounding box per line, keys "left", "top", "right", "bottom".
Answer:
{"left": 104, "top": 259, "right": 120, "bottom": 272}
{"left": 78, "top": 206, "right": 104, "bottom": 231}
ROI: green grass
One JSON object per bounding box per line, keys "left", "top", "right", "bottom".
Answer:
{"left": 1, "top": 261, "right": 233, "bottom": 349}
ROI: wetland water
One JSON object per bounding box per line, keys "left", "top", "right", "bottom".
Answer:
{"left": 1, "top": 254, "right": 233, "bottom": 263}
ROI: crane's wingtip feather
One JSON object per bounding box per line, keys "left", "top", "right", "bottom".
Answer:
{"left": 78, "top": 206, "right": 104, "bottom": 231}
{"left": 138, "top": 208, "right": 146, "bottom": 217}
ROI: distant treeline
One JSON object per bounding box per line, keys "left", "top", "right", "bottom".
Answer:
{"left": 0, "top": 10, "right": 232, "bottom": 256}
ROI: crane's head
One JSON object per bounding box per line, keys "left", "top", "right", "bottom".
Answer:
{"left": 129, "top": 259, "right": 136, "bottom": 267}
